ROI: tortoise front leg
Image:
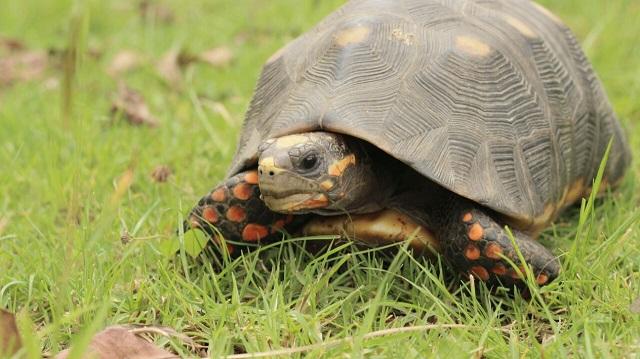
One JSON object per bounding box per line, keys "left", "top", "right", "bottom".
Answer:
{"left": 439, "top": 206, "right": 560, "bottom": 287}
{"left": 187, "top": 170, "right": 306, "bottom": 256}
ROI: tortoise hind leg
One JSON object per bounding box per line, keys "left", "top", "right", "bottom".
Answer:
{"left": 440, "top": 207, "right": 560, "bottom": 287}
{"left": 187, "top": 170, "right": 305, "bottom": 256}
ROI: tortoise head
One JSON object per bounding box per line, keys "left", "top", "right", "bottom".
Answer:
{"left": 257, "top": 132, "right": 386, "bottom": 215}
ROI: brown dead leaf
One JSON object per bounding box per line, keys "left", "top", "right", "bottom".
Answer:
{"left": 0, "top": 49, "right": 49, "bottom": 87}
{"left": 631, "top": 296, "right": 640, "bottom": 314}
{"left": 156, "top": 46, "right": 233, "bottom": 86}
{"left": 108, "top": 50, "right": 144, "bottom": 77}
{"left": 111, "top": 84, "right": 159, "bottom": 127}
{"left": 198, "top": 46, "right": 234, "bottom": 68}
{"left": 150, "top": 165, "right": 172, "bottom": 183}
{"left": 0, "top": 309, "right": 22, "bottom": 357}
{"left": 0, "top": 36, "right": 26, "bottom": 52}
{"left": 55, "top": 325, "right": 179, "bottom": 359}
{"left": 139, "top": 0, "right": 175, "bottom": 24}
{"left": 156, "top": 49, "right": 184, "bottom": 86}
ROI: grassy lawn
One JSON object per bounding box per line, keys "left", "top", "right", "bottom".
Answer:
{"left": 1, "top": 0, "right": 639, "bottom": 357}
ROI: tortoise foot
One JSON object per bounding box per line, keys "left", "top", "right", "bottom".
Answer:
{"left": 187, "top": 170, "right": 299, "bottom": 255}
{"left": 445, "top": 208, "right": 560, "bottom": 288}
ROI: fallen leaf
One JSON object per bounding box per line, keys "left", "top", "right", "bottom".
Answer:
{"left": 631, "top": 297, "right": 640, "bottom": 314}
{"left": 150, "top": 165, "right": 172, "bottom": 183}
{"left": 156, "top": 49, "right": 184, "bottom": 86}
{"left": 0, "top": 49, "right": 49, "bottom": 87}
{"left": 139, "top": 0, "right": 175, "bottom": 24}
{"left": 108, "top": 50, "right": 144, "bottom": 77}
{"left": 111, "top": 84, "right": 159, "bottom": 127}
{"left": 55, "top": 325, "right": 178, "bottom": 359}
{"left": 0, "top": 36, "right": 26, "bottom": 52}
{"left": 0, "top": 309, "right": 22, "bottom": 357}
{"left": 198, "top": 46, "right": 234, "bottom": 68}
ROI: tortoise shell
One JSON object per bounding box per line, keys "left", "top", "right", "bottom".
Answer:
{"left": 227, "top": 0, "right": 631, "bottom": 229}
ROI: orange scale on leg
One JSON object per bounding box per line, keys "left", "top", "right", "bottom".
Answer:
{"left": 226, "top": 206, "right": 246, "bottom": 222}
{"left": 462, "top": 212, "right": 473, "bottom": 223}
{"left": 202, "top": 207, "right": 218, "bottom": 223}
{"left": 536, "top": 273, "right": 549, "bottom": 285}
{"left": 492, "top": 263, "right": 507, "bottom": 275}
{"left": 242, "top": 223, "right": 269, "bottom": 242}
{"left": 485, "top": 243, "right": 503, "bottom": 260}
{"left": 465, "top": 243, "right": 481, "bottom": 260}
{"left": 244, "top": 171, "right": 259, "bottom": 185}
{"left": 211, "top": 188, "right": 226, "bottom": 202}
{"left": 232, "top": 183, "right": 252, "bottom": 200}
{"left": 470, "top": 266, "right": 490, "bottom": 281}
{"left": 468, "top": 223, "right": 484, "bottom": 241}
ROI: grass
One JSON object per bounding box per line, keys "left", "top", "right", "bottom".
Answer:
{"left": 1, "top": 0, "right": 639, "bottom": 357}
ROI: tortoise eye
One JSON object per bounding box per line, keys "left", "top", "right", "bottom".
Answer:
{"left": 300, "top": 153, "right": 319, "bottom": 171}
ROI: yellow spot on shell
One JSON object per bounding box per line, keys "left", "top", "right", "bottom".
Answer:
{"left": 275, "top": 134, "right": 309, "bottom": 149}
{"left": 505, "top": 16, "right": 537, "bottom": 38}
{"left": 335, "top": 26, "right": 370, "bottom": 47}
{"left": 564, "top": 178, "right": 586, "bottom": 207}
{"left": 532, "top": 203, "right": 556, "bottom": 228}
{"left": 455, "top": 35, "right": 491, "bottom": 57}
{"left": 328, "top": 154, "right": 356, "bottom": 177}
{"left": 532, "top": 2, "right": 564, "bottom": 25}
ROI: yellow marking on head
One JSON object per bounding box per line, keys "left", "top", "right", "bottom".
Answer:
{"left": 335, "top": 26, "right": 370, "bottom": 47}
{"left": 328, "top": 154, "right": 356, "bottom": 177}
{"left": 455, "top": 35, "right": 491, "bottom": 57}
{"left": 320, "top": 180, "right": 334, "bottom": 190}
{"left": 532, "top": 3, "right": 564, "bottom": 25}
{"left": 259, "top": 156, "right": 275, "bottom": 167}
{"left": 505, "top": 16, "right": 537, "bottom": 38}
{"left": 287, "top": 194, "right": 329, "bottom": 211}
{"left": 275, "top": 134, "right": 309, "bottom": 149}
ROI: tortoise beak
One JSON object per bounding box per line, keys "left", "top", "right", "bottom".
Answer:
{"left": 258, "top": 164, "right": 329, "bottom": 213}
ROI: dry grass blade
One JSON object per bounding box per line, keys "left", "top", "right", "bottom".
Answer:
{"left": 225, "top": 324, "right": 491, "bottom": 358}
{"left": 128, "top": 325, "right": 205, "bottom": 350}
{"left": 55, "top": 325, "right": 179, "bottom": 359}
{"left": 0, "top": 309, "right": 22, "bottom": 357}
{"left": 111, "top": 84, "right": 160, "bottom": 127}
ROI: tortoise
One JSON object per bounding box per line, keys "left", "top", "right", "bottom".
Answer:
{"left": 187, "top": 0, "right": 631, "bottom": 287}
